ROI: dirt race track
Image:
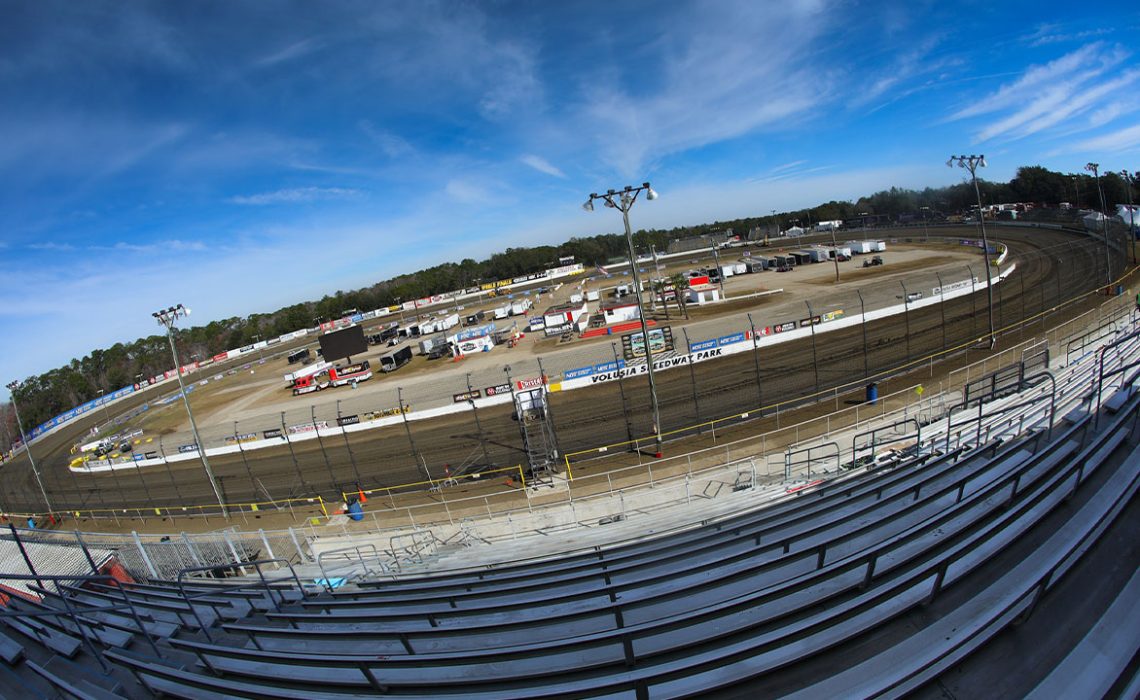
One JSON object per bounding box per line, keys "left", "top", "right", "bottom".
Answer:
{"left": 0, "top": 226, "right": 1124, "bottom": 517}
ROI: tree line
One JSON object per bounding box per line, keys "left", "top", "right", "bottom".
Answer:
{"left": 4, "top": 164, "right": 1136, "bottom": 446}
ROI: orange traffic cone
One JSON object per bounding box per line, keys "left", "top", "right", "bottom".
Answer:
{"left": 358, "top": 490, "right": 367, "bottom": 504}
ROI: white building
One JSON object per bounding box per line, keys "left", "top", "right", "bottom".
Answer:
{"left": 601, "top": 301, "right": 641, "bottom": 325}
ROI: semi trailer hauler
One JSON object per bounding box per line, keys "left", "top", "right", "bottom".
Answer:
{"left": 328, "top": 361, "right": 373, "bottom": 387}
{"left": 284, "top": 361, "right": 331, "bottom": 395}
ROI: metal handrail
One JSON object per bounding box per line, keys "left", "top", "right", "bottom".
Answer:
{"left": 176, "top": 559, "right": 308, "bottom": 640}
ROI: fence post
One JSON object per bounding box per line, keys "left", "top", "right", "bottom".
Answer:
{"left": 288, "top": 527, "right": 307, "bottom": 564}
{"left": 258, "top": 529, "right": 276, "bottom": 562}
{"left": 132, "top": 531, "right": 159, "bottom": 579}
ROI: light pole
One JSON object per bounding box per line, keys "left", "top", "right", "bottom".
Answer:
{"left": 96, "top": 388, "right": 110, "bottom": 429}
{"left": 1124, "top": 170, "right": 1136, "bottom": 267}
{"left": 336, "top": 399, "right": 362, "bottom": 488}
{"left": 710, "top": 244, "right": 726, "bottom": 299}
{"left": 153, "top": 305, "right": 228, "bottom": 518}
{"left": 465, "top": 373, "right": 492, "bottom": 466}
{"left": 1086, "top": 162, "right": 1113, "bottom": 285}
{"left": 947, "top": 155, "right": 997, "bottom": 349}
{"left": 252, "top": 334, "right": 264, "bottom": 363}
{"left": 920, "top": 206, "right": 930, "bottom": 242}
{"left": 6, "top": 380, "right": 53, "bottom": 514}
{"left": 584, "top": 182, "right": 664, "bottom": 457}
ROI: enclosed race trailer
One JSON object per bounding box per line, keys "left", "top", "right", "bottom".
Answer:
{"left": 848, "top": 240, "right": 874, "bottom": 254}
{"left": 380, "top": 346, "right": 413, "bottom": 372}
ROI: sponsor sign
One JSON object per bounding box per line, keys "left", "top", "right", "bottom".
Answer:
{"left": 773, "top": 321, "right": 797, "bottom": 334}
{"left": 453, "top": 389, "right": 482, "bottom": 403}
{"left": 224, "top": 433, "right": 258, "bottom": 445}
{"left": 821, "top": 310, "right": 845, "bottom": 323}
{"left": 933, "top": 279, "right": 972, "bottom": 295}
{"left": 287, "top": 421, "right": 328, "bottom": 435}
{"left": 337, "top": 414, "right": 360, "bottom": 427}
{"left": 595, "top": 360, "right": 624, "bottom": 373}
{"left": 905, "top": 292, "right": 923, "bottom": 302}
{"left": 799, "top": 316, "right": 822, "bottom": 327}
{"left": 689, "top": 339, "right": 717, "bottom": 352}
{"left": 359, "top": 406, "right": 409, "bottom": 421}
{"left": 586, "top": 347, "right": 725, "bottom": 383}
{"left": 177, "top": 444, "right": 198, "bottom": 454}
{"left": 263, "top": 428, "right": 283, "bottom": 439}
{"left": 213, "top": 353, "right": 228, "bottom": 363}
{"left": 484, "top": 383, "right": 512, "bottom": 396}
{"left": 516, "top": 376, "right": 544, "bottom": 390}
{"left": 564, "top": 366, "right": 595, "bottom": 380}
{"left": 718, "top": 332, "right": 745, "bottom": 346}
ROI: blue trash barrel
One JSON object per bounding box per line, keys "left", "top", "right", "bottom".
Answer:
{"left": 866, "top": 382, "right": 879, "bottom": 405}
{"left": 347, "top": 500, "right": 364, "bottom": 521}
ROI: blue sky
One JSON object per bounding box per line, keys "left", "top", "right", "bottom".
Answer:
{"left": 2, "top": 0, "right": 1139, "bottom": 398}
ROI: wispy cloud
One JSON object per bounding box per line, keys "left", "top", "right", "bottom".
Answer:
{"left": 229, "top": 187, "right": 362, "bottom": 205}
{"left": 110, "top": 239, "right": 208, "bottom": 253}
{"left": 359, "top": 120, "right": 414, "bottom": 159}
{"left": 947, "top": 43, "right": 1136, "bottom": 143}
{"left": 26, "top": 242, "right": 76, "bottom": 252}
{"left": 1060, "top": 124, "right": 1140, "bottom": 154}
{"left": 444, "top": 179, "right": 492, "bottom": 204}
{"left": 1022, "top": 22, "right": 1114, "bottom": 47}
{"left": 520, "top": 155, "right": 565, "bottom": 178}
{"left": 770, "top": 160, "right": 807, "bottom": 174}
{"left": 578, "top": 2, "right": 836, "bottom": 177}
{"left": 253, "top": 37, "right": 323, "bottom": 68}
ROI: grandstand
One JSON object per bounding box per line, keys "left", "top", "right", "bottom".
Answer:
{"left": 0, "top": 305, "right": 1137, "bottom": 697}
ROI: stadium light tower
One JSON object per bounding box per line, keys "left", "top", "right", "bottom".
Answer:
{"left": 583, "top": 182, "right": 664, "bottom": 457}
{"left": 153, "top": 304, "right": 228, "bottom": 518}
{"left": 1086, "top": 163, "right": 1113, "bottom": 284}
{"left": 947, "top": 155, "right": 997, "bottom": 349}
{"left": 5, "top": 380, "right": 53, "bottom": 514}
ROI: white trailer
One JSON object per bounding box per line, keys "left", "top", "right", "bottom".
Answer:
{"left": 585, "top": 290, "right": 600, "bottom": 302}
{"left": 437, "top": 313, "right": 460, "bottom": 331}
{"left": 493, "top": 304, "right": 511, "bottom": 320}
{"left": 719, "top": 264, "right": 736, "bottom": 278}
{"left": 569, "top": 293, "right": 584, "bottom": 304}
{"left": 732, "top": 262, "right": 747, "bottom": 275}
{"left": 848, "top": 240, "right": 874, "bottom": 254}
{"left": 874, "top": 240, "right": 887, "bottom": 252}
{"left": 509, "top": 299, "right": 533, "bottom": 316}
